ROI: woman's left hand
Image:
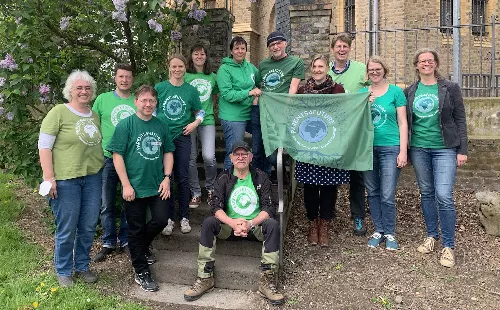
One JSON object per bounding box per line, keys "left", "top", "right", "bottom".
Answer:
{"left": 397, "top": 152, "right": 408, "bottom": 168}
{"left": 183, "top": 120, "right": 200, "bottom": 135}
{"left": 457, "top": 154, "right": 468, "bottom": 166}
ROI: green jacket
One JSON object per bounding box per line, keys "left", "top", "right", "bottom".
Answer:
{"left": 216, "top": 57, "right": 258, "bottom": 121}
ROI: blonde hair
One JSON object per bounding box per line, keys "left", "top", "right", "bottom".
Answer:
{"left": 309, "top": 54, "right": 329, "bottom": 71}
{"left": 168, "top": 53, "right": 187, "bottom": 66}
{"left": 367, "top": 55, "right": 389, "bottom": 78}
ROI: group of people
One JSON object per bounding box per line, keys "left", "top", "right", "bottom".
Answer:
{"left": 37, "top": 30, "right": 467, "bottom": 306}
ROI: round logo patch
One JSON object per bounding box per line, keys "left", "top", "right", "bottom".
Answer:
{"left": 263, "top": 69, "right": 284, "bottom": 91}
{"left": 75, "top": 118, "right": 102, "bottom": 146}
{"left": 413, "top": 94, "right": 438, "bottom": 118}
{"left": 290, "top": 110, "right": 336, "bottom": 150}
{"left": 189, "top": 78, "right": 212, "bottom": 102}
{"left": 162, "top": 95, "right": 186, "bottom": 121}
{"left": 111, "top": 104, "right": 135, "bottom": 127}
{"left": 136, "top": 132, "right": 162, "bottom": 160}
{"left": 298, "top": 117, "right": 328, "bottom": 143}
{"left": 370, "top": 104, "right": 387, "bottom": 128}
{"left": 229, "top": 186, "right": 258, "bottom": 216}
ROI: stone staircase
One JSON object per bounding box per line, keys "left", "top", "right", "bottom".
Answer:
{"left": 149, "top": 129, "right": 292, "bottom": 293}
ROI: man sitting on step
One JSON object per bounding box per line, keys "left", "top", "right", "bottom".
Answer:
{"left": 184, "top": 141, "right": 285, "bottom": 305}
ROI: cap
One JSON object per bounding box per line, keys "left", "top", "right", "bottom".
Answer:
{"left": 267, "top": 31, "right": 287, "bottom": 47}
{"left": 231, "top": 141, "right": 251, "bottom": 153}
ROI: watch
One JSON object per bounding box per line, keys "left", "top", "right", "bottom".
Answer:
{"left": 164, "top": 174, "right": 171, "bottom": 179}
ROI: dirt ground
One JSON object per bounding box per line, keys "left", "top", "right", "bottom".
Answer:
{"left": 15, "top": 182, "right": 500, "bottom": 310}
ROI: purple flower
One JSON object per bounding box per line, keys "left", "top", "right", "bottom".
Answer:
{"left": 112, "top": 0, "right": 128, "bottom": 22}
{"left": 0, "top": 77, "right": 5, "bottom": 87}
{"left": 148, "top": 19, "right": 163, "bottom": 33}
{"left": 171, "top": 30, "right": 182, "bottom": 41}
{"left": 0, "top": 94, "right": 4, "bottom": 105}
{"left": 39, "top": 84, "right": 51, "bottom": 96}
{"left": 188, "top": 4, "right": 207, "bottom": 22}
{"left": 6, "top": 111, "right": 13, "bottom": 121}
{"left": 60, "top": 16, "right": 71, "bottom": 30}
{"left": 40, "top": 96, "right": 49, "bottom": 104}
{"left": 0, "top": 107, "right": 4, "bottom": 115}
{"left": 0, "top": 54, "right": 18, "bottom": 71}
{"left": 112, "top": 11, "right": 127, "bottom": 22}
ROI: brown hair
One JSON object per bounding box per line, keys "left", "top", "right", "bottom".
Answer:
{"left": 114, "top": 63, "right": 134, "bottom": 76}
{"left": 134, "top": 84, "right": 157, "bottom": 99}
{"left": 331, "top": 33, "right": 353, "bottom": 48}
{"left": 413, "top": 48, "right": 441, "bottom": 80}
{"left": 187, "top": 43, "right": 213, "bottom": 74}
{"left": 367, "top": 55, "right": 389, "bottom": 78}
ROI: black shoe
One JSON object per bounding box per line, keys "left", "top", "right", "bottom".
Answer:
{"left": 145, "top": 249, "right": 156, "bottom": 265}
{"left": 93, "top": 247, "right": 114, "bottom": 262}
{"left": 135, "top": 271, "right": 159, "bottom": 292}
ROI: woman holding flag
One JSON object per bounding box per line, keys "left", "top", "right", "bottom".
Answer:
{"left": 295, "top": 54, "right": 349, "bottom": 247}
{"left": 360, "top": 56, "right": 408, "bottom": 251}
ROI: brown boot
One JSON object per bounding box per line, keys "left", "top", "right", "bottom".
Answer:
{"left": 184, "top": 277, "right": 215, "bottom": 301}
{"left": 259, "top": 270, "right": 285, "bottom": 305}
{"left": 307, "top": 219, "right": 319, "bottom": 245}
{"left": 318, "top": 218, "right": 330, "bottom": 247}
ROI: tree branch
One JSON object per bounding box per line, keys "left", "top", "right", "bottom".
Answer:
{"left": 122, "top": 8, "right": 137, "bottom": 72}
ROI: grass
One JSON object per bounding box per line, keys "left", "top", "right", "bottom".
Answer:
{"left": 0, "top": 173, "right": 148, "bottom": 310}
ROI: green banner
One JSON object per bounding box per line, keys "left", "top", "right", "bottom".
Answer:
{"left": 259, "top": 91, "right": 373, "bottom": 171}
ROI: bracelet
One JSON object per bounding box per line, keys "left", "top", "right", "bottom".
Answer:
{"left": 249, "top": 220, "right": 255, "bottom": 229}
{"left": 44, "top": 177, "right": 56, "bottom": 182}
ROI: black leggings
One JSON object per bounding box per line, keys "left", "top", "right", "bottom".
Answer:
{"left": 303, "top": 184, "right": 338, "bottom": 221}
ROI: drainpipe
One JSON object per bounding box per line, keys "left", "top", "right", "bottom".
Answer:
{"left": 452, "top": 0, "right": 462, "bottom": 86}
{"left": 372, "top": 0, "right": 378, "bottom": 56}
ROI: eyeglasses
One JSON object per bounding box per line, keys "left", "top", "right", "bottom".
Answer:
{"left": 368, "top": 68, "right": 383, "bottom": 73}
{"left": 233, "top": 152, "right": 249, "bottom": 159}
{"left": 418, "top": 59, "right": 436, "bottom": 65}
{"left": 75, "top": 86, "right": 92, "bottom": 92}
{"left": 139, "top": 99, "right": 157, "bottom": 104}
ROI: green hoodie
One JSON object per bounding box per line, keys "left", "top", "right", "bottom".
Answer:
{"left": 216, "top": 57, "right": 258, "bottom": 121}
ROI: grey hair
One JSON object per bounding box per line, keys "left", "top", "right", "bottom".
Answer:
{"left": 62, "top": 69, "right": 97, "bottom": 101}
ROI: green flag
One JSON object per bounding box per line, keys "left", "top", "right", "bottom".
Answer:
{"left": 259, "top": 91, "right": 373, "bottom": 171}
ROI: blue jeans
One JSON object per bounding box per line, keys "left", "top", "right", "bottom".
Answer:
{"left": 189, "top": 125, "right": 217, "bottom": 197}
{"left": 409, "top": 147, "right": 457, "bottom": 248}
{"left": 168, "top": 134, "right": 192, "bottom": 221}
{"left": 100, "top": 157, "right": 128, "bottom": 248}
{"left": 363, "top": 146, "right": 401, "bottom": 236}
{"left": 251, "top": 105, "right": 271, "bottom": 174}
{"left": 49, "top": 170, "right": 103, "bottom": 276}
{"left": 221, "top": 119, "right": 252, "bottom": 169}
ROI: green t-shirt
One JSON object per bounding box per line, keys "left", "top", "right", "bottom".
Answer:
{"left": 328, "top": 60, "right": 367, "bottom": 93}
{"left": 92, "top": 91, "right": 136, "bottom": 158}
{"left": 360, "top": 85, "right": 406, "bottom": 146}
{"left": 155, "top": 81, "right": 202, "bottom": 139}
{"left": 184, "top": 72, "right": 219, "bottom": 126}
{"left": 410, "top": 82, "right": 445, "bottom": 148}
{"left": 40, "top": 104, "right": 104, "bottom": 180}
{"left": 257, "top": 55, "right": 305, "bottom": 93}
{"left": 226, "top": 172, "right": 261, "bottom": 220}
{"left": 106, "top": 114, "right": 175, "bottom": 198}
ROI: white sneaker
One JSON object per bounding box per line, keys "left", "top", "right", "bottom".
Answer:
{"left": 162, "top": 219, "right": 174, "bottom": 236}
{"left": 180, "top": 217, "right": 191, "bottom": 234}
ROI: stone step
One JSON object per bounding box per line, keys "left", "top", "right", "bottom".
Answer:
{"left": 149, "top": 249, "right": 262, "bottom": 291}
{"left": 152, "top": 210, "right": 262, "bottom": 258}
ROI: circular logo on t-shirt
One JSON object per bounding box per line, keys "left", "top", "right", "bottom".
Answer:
{"left": 111, "top": 105, "right": 135, "bottom": 127}
{"left": 414, "top": 94, "right": 438, "bottom": 118}
{"left": 75, "top": 118, "right": 102, "bottom": 146}
{"left": 136, "top": 132, "right": 162, "bottom": 160}
{"left": 371, "top": 104, "right": 387, "bottom": 128}
{"left": 229, "top": 186, "right": 258, "bottom": 216}
{"left": 263, "top": 69, "right": 284, "bottom": 91}
{"left": 162, "top": 95, "right": 186, "bottom": 121}
{"left": 189, "top": 78, "right": 212, "bottom": 102}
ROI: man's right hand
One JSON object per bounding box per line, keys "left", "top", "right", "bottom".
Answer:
{"left": 123, "top": 185, "right": 135, "bottom": 201}
{"left": 230, "top": 218, "right": 248, "bottom": 236}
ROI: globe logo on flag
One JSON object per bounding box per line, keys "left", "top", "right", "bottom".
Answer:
{"left": 298, "top": 117, "right": 328, "bottom": 143}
